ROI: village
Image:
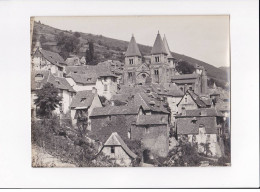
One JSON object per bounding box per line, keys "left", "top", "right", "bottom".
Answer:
{"left": 31, "top": 29, "right": 230, "bottom": 167}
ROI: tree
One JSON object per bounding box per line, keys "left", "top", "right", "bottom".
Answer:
{"left": 176, "top": 60, "right": 195, "bottom": 74}
{"left": 34, "top": 83, "right": 62, "bottom": 118}
{"left": 74, "top": 32, "right": 81, "bottom": 38}
{"left": 55, "top": 32, "right": 80, "bottom": 59}
{"left": 86, "top": 41, "right": 95, "bottom": 65}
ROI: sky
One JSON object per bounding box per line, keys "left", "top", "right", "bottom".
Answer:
{"left": 35, "top": 16, "right": 230, "bottom": 68}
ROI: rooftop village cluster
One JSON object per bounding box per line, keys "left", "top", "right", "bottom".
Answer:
{"left": 31, "top": 32, "right": 230, "bottom": 166}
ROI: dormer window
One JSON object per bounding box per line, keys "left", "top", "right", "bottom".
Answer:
{"left": 35, "top": 74, "right": 43, "bottom": 81}
{"left": 55, "top": 80, "right": 60, "bottom": 84}
{"left": 80, "top": 98, "right": 86, "bottom": 102}
{"left": 155, "top": 56, "right": 160, "bottom": 62}
{"left": 129, "top": 59, "right": 134, "bottom": 64}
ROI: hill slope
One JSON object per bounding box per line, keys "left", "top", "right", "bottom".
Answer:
{"left": 32, "top": 21, "right": 228, "bottom": 84}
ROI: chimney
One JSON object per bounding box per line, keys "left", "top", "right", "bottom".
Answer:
{"left": 92, "top": 87, "right": 97, "bottom": 94}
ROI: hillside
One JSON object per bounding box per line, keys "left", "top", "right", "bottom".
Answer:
{"left": 32, "top": 21, "right": 229, "bottom": 84}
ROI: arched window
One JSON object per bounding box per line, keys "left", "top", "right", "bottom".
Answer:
{"left": 142, "top": 74, "right": 146, "bottom": 78}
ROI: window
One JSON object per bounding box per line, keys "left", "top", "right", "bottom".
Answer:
{"left": 185, "top": 98, "right": 187, "bottom": 103}
{"left": 104, "top": 77, "right": 107, "bottom": 82}
{"left": 108, "top": 115, "right": 111, "bottom": 121}
{"left": 154, "top": 70, "right": 159, "bottom": 75}
{"left": 129, "top": 59, "right": 134, "bottom": 64}
{"left": 104, "top": 84, "right": 108, "bottom": 91}
{"left": 35, "top": 74, "right": 43, "bottom": 81}
{"left": 189, "top": 87, "right": 192, "bottom": 90}
{"left": 155, "top": 56, "right": 160, "bottom": 62}
{"left": 180, "top": 87, "right": 184, "bottom": 92}
{"left": 111, "top": 146, "right": 115, "bottom": 153}
{"left": 80, "top": 98, "right": 86, "bottom": 102}
{"left": 145, "top": 126, "right": 149, "bottom": 134}
{"left": 142, "top": 74, "right": 146, "bottom": 78}
{"left": 128, "top": 72, "right": 132, "bottom": 78}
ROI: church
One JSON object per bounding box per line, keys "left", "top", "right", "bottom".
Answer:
{"left": 123, "top": 32, "right": 208, "bottom": 95}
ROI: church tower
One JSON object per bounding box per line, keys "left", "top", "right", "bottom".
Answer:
{"left": 163, "top": 35, "right": 175, "bottom": 66}
{"left": 151, "top": 31, "right": 168, "bottom": 64}
{"left": 123, "top": 34, "right": 142, "bottom": 85}
{"left": 125, "top": 34, "right": 142, "bottom": 66}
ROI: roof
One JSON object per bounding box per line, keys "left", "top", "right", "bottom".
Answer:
{"left": 90, "top": 105, "right": 141, "bottom": 117}
{"left": 176, "top": 116, "right": 218, "bottom": 135}
{"left": 103, "top": 132, "right": 137, "bottom": 159}
{"left": 163, "top": 35, "right": 174, "bottom": 59}
{"left": 36, "top": 48, "right": 66, "bottom": 66}
{"left": 125, "top": 35, "right": 142, "bottom": 57}
{"left": 67, "top": 72, "right": 97, "bottom": 84}
{"left": 179, "top": 108, "right": 224, "bottom": 117}
{"left": 150, "top": 83, "right": 184, "bottom": 97}
{"left": 151, "top": 33, "right": 167, "bottom": 55}
{"left": 31, "top": 70, "right": 75, "bottom": 92}
{"left": 65, "top": 57, "right": 80, "bottom": 66}
{"left": 70, "top": 90, "right": 96, "bottom": 108}
{"left": 171, "top": 73, "right": 199, "bottom": 80}
{"left": 178, "top": 90, "right": 211, "bottom": 108}
{"left": 135, "top": 115, "right": 167, "bottom": 125}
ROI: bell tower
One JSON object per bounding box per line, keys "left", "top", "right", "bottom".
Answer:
{"left": 125, "top": 34, "right": 142, "bottom": 66}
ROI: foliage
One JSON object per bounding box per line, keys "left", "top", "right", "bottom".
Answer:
{"left": 74, "top": 32, "right": 81, "bottom": 38}
{"left": 157, "top": 138, "right": 203, "bottom": 167}
{"left": 86, "top": 41, "right": 96, "bottom": 65}
{"left": 176, "top": 60, "right": 195, "bottom": 74}
{"left": 34, "top": 83, "right": 62, "bottom": 118}
{"left": 55, "top": 32, "right": 80, "bottom": 59}
{"left": 32, "top": 117, "right": 119, "bottom": 167}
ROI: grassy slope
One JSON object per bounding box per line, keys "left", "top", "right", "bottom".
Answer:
{"left": 33, "top": 21, "right": 228, "bottom": 83}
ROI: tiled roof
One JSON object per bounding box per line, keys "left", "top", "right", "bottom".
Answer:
{"left": 70, "top": 90, "right": 96, "bottom": 108}
{"left": 135, "top": 115, "right": 167, "bottom": 125}
{"left": 31, "top": 70, "right": 75, "bottom": 92}
{"left": 151, "top": 83, "right": 184, "bottom": 97}
{"left": 125, "top": 35, "right": 142, "bottom": 57}
{"left": 67, "top": 72, "right": 97, "bottom": 84}
{"left": 171, "top": 73, "right": 199, "bottom": 80}
{"left": 184, "top": 90, "right": 210, "bottom": 108}
{"left": 103, "top": 132, "right": 137, "bottom": 159}
{"left": 110, "top": 94, "right": 131, "bottom": 103}
{"left": 38, "top": 49, "right": 66, "bottom": 66}
{"left": 151, "top": 33, "right": 167, "bottom": 55}
{"left": 65, "top": 57, "right": 80, "bottom": 66}
{"left": 90, "top": 105, "right": 140, "bottom": 117}
{"left": 176, "top": 116, "right": 218, "bottom": 135}
{"left": 163, "top": 35, "right": 174, "bottom": 59}
{"left": 183, "top": 108, "right": 224, "bottom": 117}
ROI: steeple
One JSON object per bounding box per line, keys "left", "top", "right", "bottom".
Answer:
{"left": 163, "top": 35, "right": 174, "bottom": 59}
{"left": 125, "top": 35, "right": 141, "bottom": 57}
{"left": 151, "top": 32, "right": 167, "bottom": 55}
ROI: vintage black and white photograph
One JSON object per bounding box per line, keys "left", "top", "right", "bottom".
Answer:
{"left": 31, "top": 16, "right": 230, "bottom": 167}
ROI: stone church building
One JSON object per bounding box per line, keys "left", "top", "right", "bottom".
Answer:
{"left": 123, "top": 32, "right": 208, "bottom": 95}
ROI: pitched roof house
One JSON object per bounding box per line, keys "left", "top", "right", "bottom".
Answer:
{"left": 70, "top": 89, "right": 102, "bottom": 130}
{"left": 31, "top": 70, "right": 75, "bottom": 116}
{"left": 98, "top": 132, "right": 137, "bottom": 166}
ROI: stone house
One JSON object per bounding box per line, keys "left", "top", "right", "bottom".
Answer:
{"left": 70, "top": 88, "right": 102, "bottom": 130}
{"left": 131, "top": 115, "right": 169, "bottom": 158}
{"left": 31, "top": 70, "right": 75, "bottom": 117}
{"left": 32, "top": 47, "right": 67, "bottom": 78}
{"left": 177, "top": 90, "right": 212, "bottom": 114}
{"left": 65, "top": 71, "right": 97, "bottom": 92}
{"left": 89, "top": 105, "right": 143, "bottom": 143}
{"left": 171, "top": 66, "right": 208, "bottom": 95}
{"left": 98, "top": 132, "right": 137, "bottom": 166}
{"left": 95, "top": 72, "right": 118, "bottom": 100}
{"left": 175, "top": 108, "right": 225, "bottom": 157}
